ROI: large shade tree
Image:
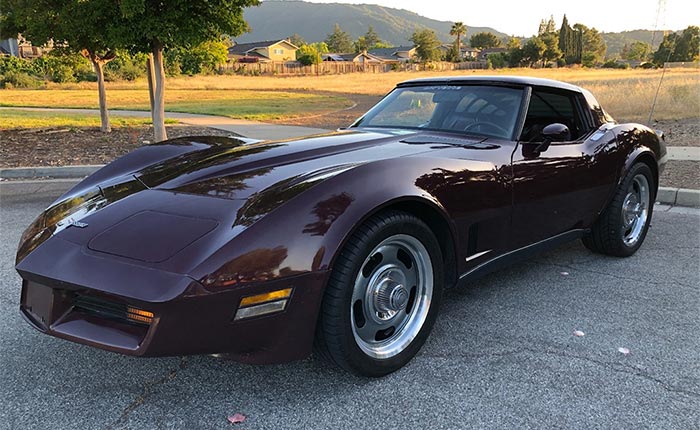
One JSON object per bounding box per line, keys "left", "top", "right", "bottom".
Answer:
{"left": 573, "top": 23, "right": 606, "bottom": 66}
{"left": 410, "top": 28, "right": 442, "bottom": 63}
{"left": 1, "top": 0, "right": 121, "bottom": 132}
{"left": 116, "top": 0, "right": 258, "bottom": 141}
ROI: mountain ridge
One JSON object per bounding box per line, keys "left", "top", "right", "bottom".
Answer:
{"left": 237, "top": 1, "right": 666, "bottom": 57}
{"left": 237, "top": 1, "right": 510, "bottom": 46}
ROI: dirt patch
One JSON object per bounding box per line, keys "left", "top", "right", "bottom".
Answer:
{"left": 660, "top": 161, "right": 700, "bottom": 189}
{"left": 270, "top": 93, "right": 383, "bottom": 130}
{"left": 651, "top": 118, "right": 699, "bottom": 147}
{"left": 0, "top": 126, "right": 233, "bottom": 168}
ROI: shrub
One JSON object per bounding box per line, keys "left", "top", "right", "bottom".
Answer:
{"left": 0, "top": 71, "right": 43, "bottom": 88}
{"left": 487, "top": 53, "right": 508, "bottom": 69}
{"left": 0, "top": 56, "right": 33, "bottom": 74}
{"left": 602, "top": 59, "right": 629, "bottom": 69}
{"left": 105, "top": 51, "right": 147, "bottom": 81}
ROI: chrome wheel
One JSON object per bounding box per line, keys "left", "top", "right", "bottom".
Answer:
{"left": 350, "top": 234, "right": 433, "bottom": 359}
{"left": 621, "top": 174, "right": 650, "bottom": 247}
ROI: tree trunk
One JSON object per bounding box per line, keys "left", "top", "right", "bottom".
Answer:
{"left": 87, "top": 55, "right": 110, "bottom": 133}
{"left": 456, "top": 34, "right": 461, "bottom": 61}
{"left": 146, "top": 54, "right": 156, "bottom": 122}
{"left": 151, "top": 42, "right": 168, "bottom": 142}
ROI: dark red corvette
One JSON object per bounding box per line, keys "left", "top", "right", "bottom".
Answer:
{"left": 16, "top": 76, "right": 666, "bottom": 376}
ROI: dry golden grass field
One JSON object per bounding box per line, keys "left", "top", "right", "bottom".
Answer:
{"left": 0, "top": 67, "right": 698, "bottom": 125}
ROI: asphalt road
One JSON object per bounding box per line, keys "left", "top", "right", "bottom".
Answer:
{"left": 1, "top": 185, "right": 698, "bottom": 430}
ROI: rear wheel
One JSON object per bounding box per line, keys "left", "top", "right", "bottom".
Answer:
{"left": 316, "top": 211, "right": 443, "bottom": 377}
{"left": 583, "top": 163, "right": 655, "bottom": 257}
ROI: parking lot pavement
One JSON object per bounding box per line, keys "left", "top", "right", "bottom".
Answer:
{"left": 1, "top": 188, "right": 698, "bottom": 430}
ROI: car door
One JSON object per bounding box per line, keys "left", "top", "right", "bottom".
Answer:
{"left": 510, "top": 87, "right": 620, "bottom": 249}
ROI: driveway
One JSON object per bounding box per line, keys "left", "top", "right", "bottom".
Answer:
{"left": 0, "top": 182, "right": 698, "bottom": 429}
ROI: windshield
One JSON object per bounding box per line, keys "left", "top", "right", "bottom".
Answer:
{"left": 352, "top": 85, "right": 524, "bottom": 140}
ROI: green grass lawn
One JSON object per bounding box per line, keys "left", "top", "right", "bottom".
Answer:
{"left": 0, "top": 89, "right": 352, "bottom": 121}
{"left": 0, "top": 109, "right": 178, "bottom": 129}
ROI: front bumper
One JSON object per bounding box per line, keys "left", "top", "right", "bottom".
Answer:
{"left": 17, "top": 237, "right": 329, "bottom": 364}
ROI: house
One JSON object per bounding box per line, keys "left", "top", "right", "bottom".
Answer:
{"left": 322, "top": 52, "right": 384, "bottom": 63}
{"left": 368, "top": 46, "right": 417, "bottom": 63}
{"left": 478, "top": 47, "right": 507, "bottom": 61}
{"left": 0, "top": 39, "right": 19, "bottom": 56}
{"left": 1, "top": 36, "right": 46, "bottom": 58}
{"left": 462, "top": 47, "right": 481, "bottom": 60}
{"left": 228, "top": 39, "right": 298, "bottom": 63}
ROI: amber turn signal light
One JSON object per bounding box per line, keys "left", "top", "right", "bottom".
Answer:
{"left": 126, "top": 307, "right": 154, "bottom": 324}
{"left": 239, "top": 288, "right": 292, "bottom": 307}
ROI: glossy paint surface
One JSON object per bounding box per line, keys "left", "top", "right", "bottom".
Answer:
{"left": 16, "top": 77, "right": 666, "bottom": 363}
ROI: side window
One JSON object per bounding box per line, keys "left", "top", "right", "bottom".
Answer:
{"left": 520, "top": 90, "right": 586, "bottom": 142}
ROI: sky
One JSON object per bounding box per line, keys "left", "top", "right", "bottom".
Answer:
{"left": 296, "top": 0, "right": 698, "bottom": 35}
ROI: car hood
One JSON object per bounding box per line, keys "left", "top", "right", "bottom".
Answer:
{"left": 16, "top": 128, "right": 497, "bottom": 272}
{"left": 135, "top": 129, "right": 435, "bottom": 200}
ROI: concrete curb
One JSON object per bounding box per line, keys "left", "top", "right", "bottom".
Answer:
{"left": 1, "top": 165, "right": 103, "bottom": 179}
{"left": 1, "top": 166, "right": 699, "bottom": 208}
{"left": 656, "top": 187, "right": 700, "bottom": 208}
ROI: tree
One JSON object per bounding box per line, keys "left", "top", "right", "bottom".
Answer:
{"left": 671, "top": 26, "right": 700, "bottom": 62}
{"left": 469, "top": 32, "right": 501, "bottom": 50}
{"left": 167, "top": 39, "right": 229, "bottom": 75}
{"left": 504, "top": 37, "right": 523, "bottom": 67}
{"left": 116, "top": 0, "right": 259, "bottom": 142}
{"left": 410, "top": 29, "right": 442, "bottom": 63}
{"left": 522, "top": 37, "right": 546, "bottom": 66}
{"left": 354, "top": 26, "right": 385, "bottom": 52}
{"left": 325, "top": 23, "right": 353, "bottom": 53}
{"left": 538, "top": 15, "right": 556, "bottom": 35}
{"left": 573, "top": 23, "right": 606, "bottom": 65}
{"left": 623, "top": 41, "right": 652, "bottom": 61}
{"left": 506, "top": 37, "right": 521, "bottom": 50}
{"left": 288, "top": 33, "right": 306, "bottom": 47}
{"left": 1, "top": 0, "right": 120, "bottom": 132}
{"left": 297, "top": 42, "right": 328, "bottom": 65}
{"left": 653, "top": 32, "right": 677, "bottom": 64}
{"left": 450, "top": 22, "right": 467, "bottom": 60}
{"left": 540, "top": 32, "right": 562, "bottom": 66}
{"left": 558, "top": 15, "right": 582, "bottom": 64}
{"left": 444, "top": 44, "right": 460, "bottom": 62}
{"left": 364, "top": 25, "right": 380, "bottom": 49}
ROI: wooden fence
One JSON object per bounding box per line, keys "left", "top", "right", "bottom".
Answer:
{"left": 219, "top": 60, "right": 489, "bottom": 76}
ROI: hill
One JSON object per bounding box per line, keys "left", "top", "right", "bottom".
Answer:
{"left": 602, "top": 29, "right": 668, "bottom": 57}
{"left": 236, "top": 0, "right": 510, "bottom": 46}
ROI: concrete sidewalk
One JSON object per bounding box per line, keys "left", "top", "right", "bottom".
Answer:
{"left": 0, "top": 107, "right": 330, "bottom": 141}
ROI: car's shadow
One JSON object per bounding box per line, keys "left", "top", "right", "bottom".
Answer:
{"left": 2, "top": 238, "right": 662, "bottom": 428}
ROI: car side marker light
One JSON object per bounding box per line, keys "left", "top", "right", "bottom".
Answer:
{"left": 234, "top": 288, "right": 292, "bottom": 320}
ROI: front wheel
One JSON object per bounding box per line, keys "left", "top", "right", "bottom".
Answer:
{"left": 583, "top": 163, "right": 655, "bottom": 257}
{"left": 315, "top": 211, "right": 443, "bottom": 377}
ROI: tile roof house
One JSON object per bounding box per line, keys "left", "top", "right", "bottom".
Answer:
{"left": 228, "top": 39, "right": 299, "bottom": 63}
{"left": 367, "top": 46, "right": 417, "bottom": 63}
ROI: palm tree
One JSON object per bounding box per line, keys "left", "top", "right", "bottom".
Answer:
{"left": 450, "top": 22, "right": 467, "bottom": 61}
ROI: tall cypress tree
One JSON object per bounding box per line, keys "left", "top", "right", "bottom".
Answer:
{"left": 559, "top": 15, "right": 569, "bottom": 54}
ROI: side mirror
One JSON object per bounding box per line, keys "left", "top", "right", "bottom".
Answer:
{"left": 535, "top": 123, "right": 571, "bottom": 153}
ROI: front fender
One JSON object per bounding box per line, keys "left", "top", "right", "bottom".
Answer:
{"left": 613, "top": 123, "right": 665, "bottom": 194}
{"left": 191, "top": 156, "right": 460, "bottom": 285}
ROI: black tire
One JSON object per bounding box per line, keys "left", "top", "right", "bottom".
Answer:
{"left": 583, "top": 163, "right": 655, "bottom": 257}
{"left": 315, "top": 210, "right": 444, "bottom": 377}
